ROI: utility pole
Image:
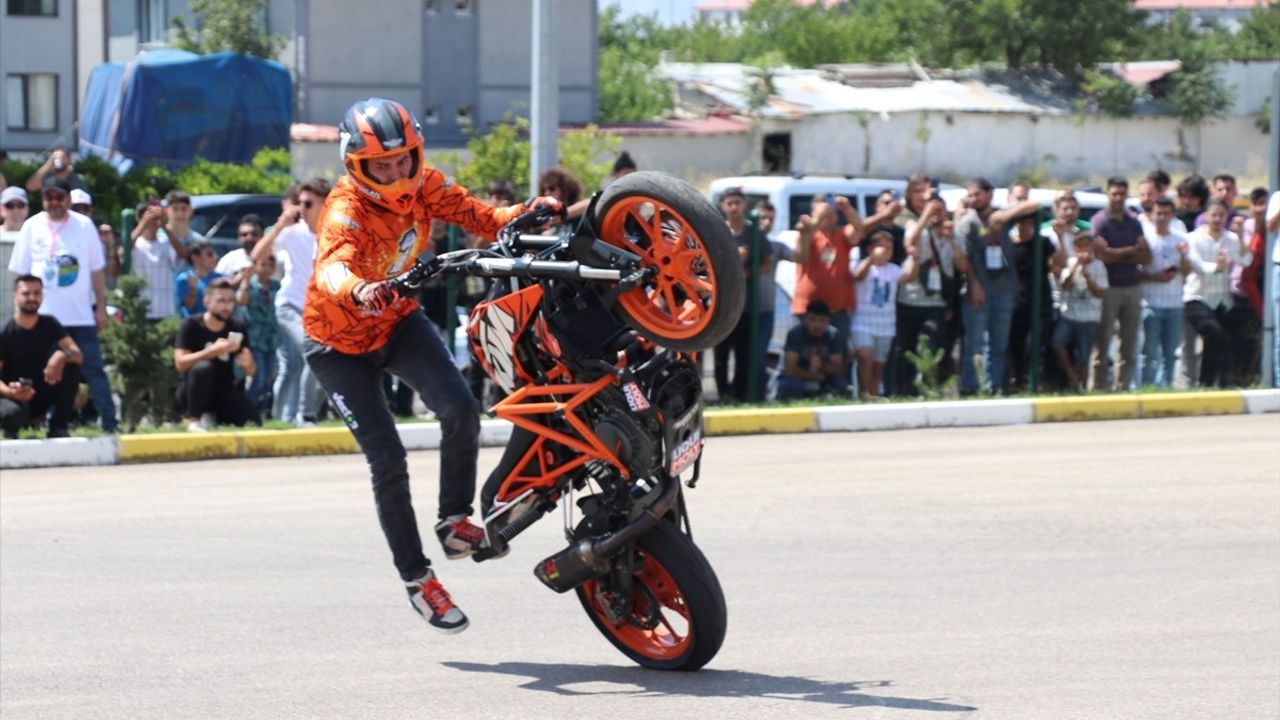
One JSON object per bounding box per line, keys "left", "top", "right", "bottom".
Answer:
{"left": 1262, "top": 68, "right": 1279, "bottom": 387}
{"left": 529, "top": 0, "right": 558, "bottom": 193}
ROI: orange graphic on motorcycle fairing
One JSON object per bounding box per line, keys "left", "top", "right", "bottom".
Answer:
{"left": 304, "top": 169, "right": 525, "bottom": 354}
{"left": 468, "top": 285, "right": 544, "bottom": 393}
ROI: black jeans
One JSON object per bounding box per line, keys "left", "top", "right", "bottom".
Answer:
{"left": 892, "top": 304, "right": 946, "bottom": 396}
{"left": 0, "top": 365, "right": 80, "bottom": 438}
{"left": 305, "top": 310, "right": 481, "bottom": 581}
{"left": 176, "top": 361, "right": 260, "bottom": 426}
{"left": 1184, "top": 300, "right": 1231, "bottom": 388}
{"left": 1223, "top": 298, "right": 1259, "bottom": 387}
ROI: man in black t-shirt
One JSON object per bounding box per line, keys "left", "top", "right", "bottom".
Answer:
{"left": 173, "top": 278, "right": 259, "bottom": 431}
{"left": 0, "top": 275, "right": 83, "bottom": 438}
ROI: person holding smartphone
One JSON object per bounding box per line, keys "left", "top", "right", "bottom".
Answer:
{"left": 0, "top": 274, "right": 83, "bottom": 438}
{"left": 173, "top": 278, "right": 258, "bottom": 432}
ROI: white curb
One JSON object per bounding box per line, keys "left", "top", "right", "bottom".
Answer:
{"left": 1241, "top": 388, "right": 1280, "bottom": 414}
{"left": 0, "top": 436, "right": 118, "bottom": 469}
{"left": 815, "top": 403, "right": 929, "bottom": 432}
{"left": 925, "top": 399, "right": 1036, "bottom": 428}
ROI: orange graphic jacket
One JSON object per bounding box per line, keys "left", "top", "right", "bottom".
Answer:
{"left": 304, "top": 170, "right": 524, "bottom": 354}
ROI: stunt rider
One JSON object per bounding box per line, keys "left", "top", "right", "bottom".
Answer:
{"left": 303, "top": 98, "right": 561, "bottom": 634}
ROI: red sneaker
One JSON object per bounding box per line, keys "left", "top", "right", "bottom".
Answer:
{"left": 405, "top": 568, "right": 468, "bottom": 634}
{"left": 434, "top": 515, "right": 487, "bottom": 560}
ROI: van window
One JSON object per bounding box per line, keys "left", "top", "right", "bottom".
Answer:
{"left": 788, "top": 194, "right": 857, "bottom": 228}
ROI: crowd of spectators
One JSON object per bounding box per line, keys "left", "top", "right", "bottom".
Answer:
{"left": 1, "top": 148, "right": 1278, "bottom": 437}
{"left": 717, "top": 171, "right": 1280, "bottom": 404}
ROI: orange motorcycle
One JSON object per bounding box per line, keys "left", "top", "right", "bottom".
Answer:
{"left": 391, "top": 172, "right": 743, "bottom": 671}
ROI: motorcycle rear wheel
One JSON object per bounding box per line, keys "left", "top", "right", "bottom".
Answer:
{"left": 576, "top": 520, "right": 727, "bottom": 671}
{"left": 591, "top": 172, "right": 745, "bottom": 351}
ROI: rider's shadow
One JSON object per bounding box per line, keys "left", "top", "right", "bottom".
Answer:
{"left": 443, "top": 661, "right": 976, "bottom": 712}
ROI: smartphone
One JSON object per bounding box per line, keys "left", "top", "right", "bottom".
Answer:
{"left": 17, "top": 377, "right": 34, "bottom": 388}
{"left": 148, "top": 197, "right": 162, "bottom": 208}
{"left": 227, "top": 331, "right": 244, "bottom": 347}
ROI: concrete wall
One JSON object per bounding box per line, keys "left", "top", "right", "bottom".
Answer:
{"left": 786, "top": 110, "right": 1272, "bottom": 184}
{"left": 0, "top": 5, "right": 77, "bottom": 151}
{"left": 609, "top": 133, "right": 755, "bottom": 186}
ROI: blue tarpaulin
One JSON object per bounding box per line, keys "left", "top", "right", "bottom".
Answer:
{"left": 79, "top": 49, "right": 291, "bottom": 170}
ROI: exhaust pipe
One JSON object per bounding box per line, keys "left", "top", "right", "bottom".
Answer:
{"left": 533, "top": 476, "right": 681, "bottom": 593}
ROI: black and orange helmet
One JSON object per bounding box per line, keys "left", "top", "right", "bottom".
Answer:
{"left": 339, "top": 98, "right": 426, "bottom": 215}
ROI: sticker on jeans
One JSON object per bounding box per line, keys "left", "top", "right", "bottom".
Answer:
{"left": 330, "top": 392, "right": 359, "bottom": 430}
{"left": 985, "top": 245, "right": 1004, "bottom": 271}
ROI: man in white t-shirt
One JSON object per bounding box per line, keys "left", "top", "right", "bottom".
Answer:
{"left": 251, "top": 179, "right": 328, "bottom": 426}
{"left": 7, "top": 175, "right": 118, "bottom": 432}
{"left": 129, "top": 196, "right": 189, "bottom": 319}
{"left": 214, "top": 214, "right": 264, "bottom": 284}
{"left": 1139, "top": 198, "right": 1189, "bottom": 388}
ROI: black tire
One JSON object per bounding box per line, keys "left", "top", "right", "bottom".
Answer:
{"left": 591, "top": 171, "right": 744, "bottom": 351}
{"left": 575, "top": 519, "right": 727, "bottom": 671}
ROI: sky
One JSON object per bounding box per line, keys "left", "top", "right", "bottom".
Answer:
{"left": 602, "top": 0, "right": 701, "bottom": 25}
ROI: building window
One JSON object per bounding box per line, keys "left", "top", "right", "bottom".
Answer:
{"left": 138, "top": 0, "right": 166, "bottom": 43}
{"left": 424, "top": 105, "right": 440, "bottom": 125}
{"left": 5, "top": 74, "right": 58, "bottom": 131}
{"left": 424, "top": 0, "right": 438, "bottom": 14}
{"left": 455, "top": 0, "right": 471, "bottom": 15}
{"left": 6, "top": 0, "right": 57, "bottom": 15}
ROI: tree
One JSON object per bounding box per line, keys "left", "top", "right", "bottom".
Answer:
{"left": 598, "top": 45, "right": 674, "bottom": 122}
{"left": 101, "top": 276, "right": 180, "bottom": 432}
{"left": 171, "top": 0, "right": 285, "bottom": 60}
{"left": 435, "top": 116, "right": 618, "bottom": 198}
{"left": 1169, "top": 46, "right": 1235, "bottom": 130}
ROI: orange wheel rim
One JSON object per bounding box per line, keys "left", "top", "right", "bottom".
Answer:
{"left": 583, "top": 550, "right": 692, "bottom": 661}
{"left": 598, "top": 197, "right": 718, "bottom": 340}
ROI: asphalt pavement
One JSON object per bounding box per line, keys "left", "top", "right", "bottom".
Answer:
{"left": 2, "top": 415, "right": 1277, "bottom": 720}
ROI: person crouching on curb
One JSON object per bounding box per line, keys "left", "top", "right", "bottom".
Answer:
{"left": 173, "top": 278, "right": 259, "bottom": 432}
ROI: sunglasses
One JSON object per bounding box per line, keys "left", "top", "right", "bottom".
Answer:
{"left": 3, "top": 202, "right": 25, "bottom": 209}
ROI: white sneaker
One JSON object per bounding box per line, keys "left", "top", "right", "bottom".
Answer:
{"left": 186, "top": 420, "right": 209, "bottom": 433}
{"left": 200, "top": 413, "right": 216, "bottom": 429}
{"left": 295, "top": 417, "right": 318, "bottom": 429}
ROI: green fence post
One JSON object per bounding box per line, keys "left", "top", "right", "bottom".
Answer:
{"left": 745, "top": 212, "right": 762, "bottom": 403}
{"left": 1029, "top": 232, "right": 1043, "bottom": 394}
{"left": 120, "top": 208, "right": 135, "bottom": 274}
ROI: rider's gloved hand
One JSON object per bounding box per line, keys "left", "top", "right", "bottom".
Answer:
{"left": 522, "top": 196, "right": 566, "bottom": 228}
{"left": 353, "top": 279, "right": 400, "bottom": 312}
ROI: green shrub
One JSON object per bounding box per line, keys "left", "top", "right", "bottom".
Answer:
{"left": 101, "top": 275, "right": 181, "bottom": 432}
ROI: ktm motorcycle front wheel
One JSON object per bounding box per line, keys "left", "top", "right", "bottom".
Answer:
{"left": 592, "top": 171, "right": 745, "bottom": 351}
{"left": 576, "top": 520, "right": 727, "bottom": 671}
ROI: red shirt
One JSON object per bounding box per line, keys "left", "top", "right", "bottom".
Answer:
{"left": 792, "top": 229, "right": 856, "bottom": 315}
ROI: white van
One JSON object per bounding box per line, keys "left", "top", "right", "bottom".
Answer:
{"left": 706, "top": 174, "right": 961, "bottom": 238}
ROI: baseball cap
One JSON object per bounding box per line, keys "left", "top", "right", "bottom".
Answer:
{"left": 70, "top": 188, "right": 92, "bottom": 206}
{"left": 41, "top": 174, "right": 72, "bottom": 195}
{"left": 1, "top": 186, "right": 27, "bottom": 205}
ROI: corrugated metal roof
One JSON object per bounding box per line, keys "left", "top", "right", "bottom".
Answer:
{"left": 659, "top": 62, "right": 1068, "bottom": 117}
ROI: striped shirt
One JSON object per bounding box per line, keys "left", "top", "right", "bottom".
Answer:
{"left": 131, "top": 237, "right": 179, "bottom": 318}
